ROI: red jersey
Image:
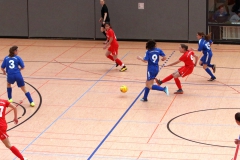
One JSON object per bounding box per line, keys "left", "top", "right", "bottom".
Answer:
{"left": 106, "top": 28, "right": 118, "bottom": 47}
{"left": 0, "top": 99, "right": 10, "bottom": 127}
{"left": 179, "top": 51, "right": 195, "bottom": 67}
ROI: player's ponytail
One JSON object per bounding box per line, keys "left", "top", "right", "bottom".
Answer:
{"left": 197, "top": 32, "right": 205, "bottom": 37}
{"left": 146, "top": 39, "right": 156, "bottom": 50}
{"left": 204, "top": 32, "right": 212, "bottom": 41}
{"left": 9, "top": 45, "right": 18, "bottom": 57}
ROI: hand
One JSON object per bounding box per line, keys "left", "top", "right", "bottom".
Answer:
{"left": 235, "top": 139, "right": 240, "bottom": 145}
{"left": 102, "top": 21, "right": 105, "bottom": 25}
{"left": 13, "top": 118, "right": 18, "bottom": 125}
{"left": 103, "top": 45, "right": 107, "bottom": 49}
{"left": 161, "top": 58, "right": 165, "bottom": 61}
{"left": 2, "top": 72, "right": 6, "bottom": 75}
{"left": 99, "top": 18, "right": 102, "bottom": 23}
{"left": 194, "top": 64, "right": 197, "bottom": 67}
{"left": 137, "top": 56, "right": 142, "bottom": 60}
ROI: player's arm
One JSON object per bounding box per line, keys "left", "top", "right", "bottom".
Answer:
{"left": 165, "top": 60, "right": 181, "bottom": 67}
{"left": 1, "top": 60, "right": 6, "bottom": 75}
{"left": 103, "top": 37, "right": 113, "bottom": 49}
{"left": 103, "top": 13, "right": 108, "bottom": 23}
{"left": 18, "top": 57, "right": 25, "bottom": 70}
{"left": 193, "top": 54, "right": 198, "bottom": 67}
{"left": 8, "top": 103, "right": 18, "bottom": 124}
{"left": 137, "top": 56, "right": 147, "bottom": 63}
{"left": 161, "top": 56, "right": 166, "bottom": 61}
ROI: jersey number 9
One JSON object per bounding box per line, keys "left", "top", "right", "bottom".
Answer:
{"left": 152, "top": 54, "right": 158, "bottom": 63}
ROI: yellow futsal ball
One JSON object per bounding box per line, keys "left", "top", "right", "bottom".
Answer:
{"left": 120, "top": 85, "right": 128, "bottom": 93}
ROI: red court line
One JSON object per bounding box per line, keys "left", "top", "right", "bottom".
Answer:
{"left": 30, "top": 42, "right": 81, "bottom": 76}
{"left": 54, "top": 44, "right": 98, "bottom": 76}
{"left": 146, "top": 94, "right": 178, "bottom": 143}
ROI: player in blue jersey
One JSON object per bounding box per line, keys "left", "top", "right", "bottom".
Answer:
{"left": 137, "top": 40, "right": 169, "bottom": 101}
{"left": 191, "top": 32, "right": 216, "bottom": 81}
{"left": 1, "top": 46, "right": 35, "bottom": 107}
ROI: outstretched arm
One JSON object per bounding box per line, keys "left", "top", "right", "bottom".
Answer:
{"left": 137, "top": 56, "right": 147, "bottom": 63}
{"left": 165, "top": 60, "right": 181, "bottom": 67}
{"left": 8, "top": 103, "right": 18, "bottom": 124}
{"left": 193, "top": 55, "right": 198, "bottom": 67}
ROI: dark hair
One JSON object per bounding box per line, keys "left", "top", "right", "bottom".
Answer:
{"left": 104, "top": 22, "right": 111, "bottom": 28}
{"left": 9, "top": 45, "right": 18, "bottom": 57}
{"left": 204, "top": 32, "right": 212, "bottom": 41}
{"left": 197, "top": 32, "right": 212, "bottom": 41}
{"left": 197, "top": 32, "right": 205, "bottom": 37}
{"left": 180, "top": 44, "right": 188, "bottom": 51}
{"left": 235, "top": 112, "right": 240, "bottom": 122}
{"left": 146, "top": 39, "right": 156, "bottom": 50}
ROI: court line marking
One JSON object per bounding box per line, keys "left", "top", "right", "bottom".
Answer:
{"left": 15, "top": 52, "right": 130, "bottom": 159}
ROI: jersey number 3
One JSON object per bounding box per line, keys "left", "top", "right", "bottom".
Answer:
{"left": 9, "top": 60, "right": 15, "bottom": 69}
{"left": 0, "top": 106, "right": 4, "bottom": 118}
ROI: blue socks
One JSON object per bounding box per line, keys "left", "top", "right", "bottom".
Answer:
{"left": 205, "top": 68, "right": 215, "bottom": 78}
{"left": 7, "top": 88, "right": 12, "bottom": 99}
{"left": 25, "top": 92, "right": 33, "bottom": 103}
{"left": 143, "top": 87, "right": 150, "bottom": 100}
{"left": 152, "top": 85, "right": 164, "bottom": 91}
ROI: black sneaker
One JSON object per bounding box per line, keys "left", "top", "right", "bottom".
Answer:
{"left": 212, "top": 64, "right": 216, "bottom": 73}
{"left": 174, "top": 89, "right": 183, "bottom": 94}
{"left": 116, "top": 63, "right": 119, "bottom": 67}
{"left": 140, "top": 98, "right": 148, "bottom": 102}
{"left": 155, "top": 78, "right": 162, "bottom": 85}
{"left": 208, "top": 77, "right": 216, "bottom": 81}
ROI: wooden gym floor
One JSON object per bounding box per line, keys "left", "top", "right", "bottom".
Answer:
{"left": 0, "top": 38, "right": 240, "bottom": 160}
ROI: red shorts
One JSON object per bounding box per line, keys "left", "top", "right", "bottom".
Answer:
{"left": 178, "top": 66, "right": 194, "bottom": 77}
{"left": 108, "top": 45, "right": 118, "bottom": 55}
{"left": 0, "top": 126, "right": 8, "bottom": 140}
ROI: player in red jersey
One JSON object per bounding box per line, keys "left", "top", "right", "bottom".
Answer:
{"left": 155, "top": 44, "right": 198, "bottom": 94}
{"left": 0, "top": 99, "right": 27, "bottom": 160}
{"left": 103, "top": 22, "right": 127, "bottom": 72}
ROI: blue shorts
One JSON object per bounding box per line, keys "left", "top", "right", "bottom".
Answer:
{"left": 147, "top": 70, "right": 158, "bottom": 81}
{"left": 7, "top": 72, "right": 25, "bottom": 87}
{"left": 200, "top": 52, "right": 212, "bottom": 65}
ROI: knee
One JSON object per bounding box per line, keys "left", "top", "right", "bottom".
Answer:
{"left": 202, "top": 64, "right": 207, "bottom": 69}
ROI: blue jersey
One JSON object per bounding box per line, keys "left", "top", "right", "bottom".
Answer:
{"left": 1, "top": 56, "right": 24, "bottom": 75}
{"left": 144, "top": 48, "right": 165, "bottom": 71}
{"left": 198, "top": 38, "right": 212, "bottom": 55}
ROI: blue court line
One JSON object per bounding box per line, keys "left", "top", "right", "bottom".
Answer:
{"left": 87, "top": 51, "right": 176, "bottom": 159}
{"left": 87, "top": 88, "right": 145, "bottom": 160}
{"left": 14, "top": 52, "right": 130, "bottom": 159}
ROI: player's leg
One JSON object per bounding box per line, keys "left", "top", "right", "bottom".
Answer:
{"left": 201, "top": 54, "right": 216, "bottom": 81}
{"left": 6, "top": 75, "right": 14, "bottom": 102}
{"left": 111, "top": 47, "right": 127, "bottom": 72}
{"left": 207, "top": 55, "right": 216, "bottom": 73}
{"left": 172, "top": 71, "right": 183, "bottom": 94}
{"left": 7, "top": 83, "right": 13, "bottom": 102}
{"left": 155, "top": 73, "right": 174, "bottom": 86}
{"left": 17, "top": 75, "right": 35, "bottom": 107}
{"left": 105, "top": 50, "right": 114, "bottom": 61}
{"left": 1, "top": 138, "right": 25, "bottom": 160}
{"left": 101, "top": 26, "right": 107, "bottom": 44}
{"left": 150, "top": 71, "right": 169, "bottom": 95}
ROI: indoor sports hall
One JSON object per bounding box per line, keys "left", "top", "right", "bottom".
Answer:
{"left": 1, "top": 0, "right": 240, "bottom": 160}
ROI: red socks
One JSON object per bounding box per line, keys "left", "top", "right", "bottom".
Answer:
{"left": 10, "top": 146, "right": 24, "bottom": 160}
{"left": 162, "top": 74, "right": 174, "bottom": 83}
{"left": 107, "top": 55, "right": 123, "bottom": 66}
{"left": 115, "top": 58, "right": 123, "bottom": 66}
{"left": 174, "top": 78, "right": 182, "bottom": 89}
